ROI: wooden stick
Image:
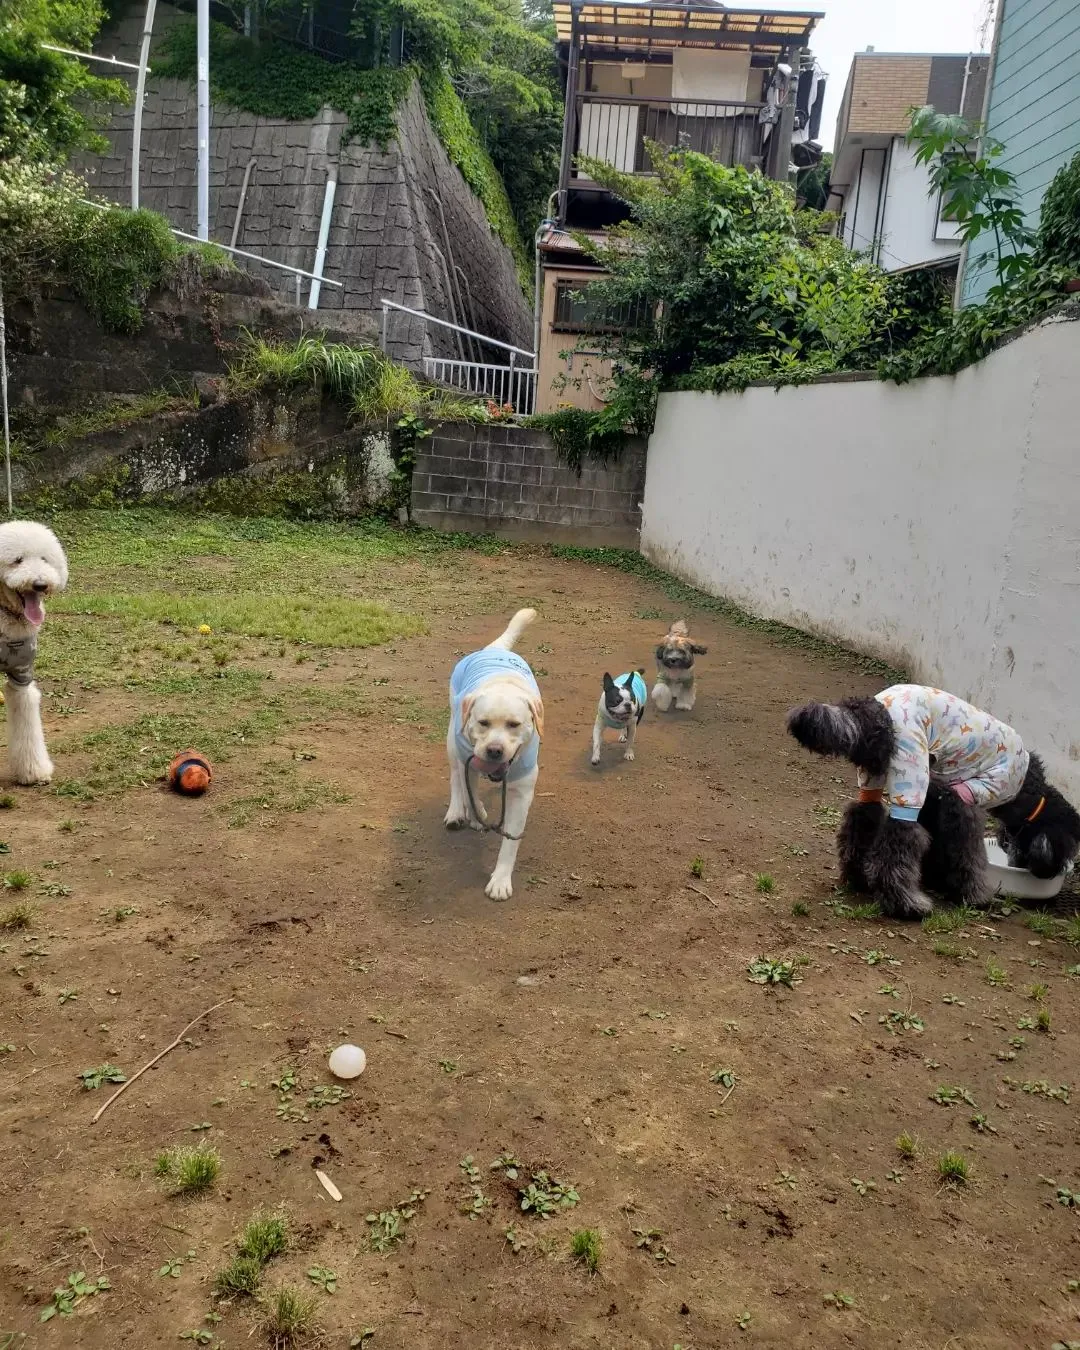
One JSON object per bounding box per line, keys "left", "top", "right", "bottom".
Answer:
{"left": 686, "top": 882, "right": 720, "bottom": 909}
{"left": 91, "top": 997, "right": 233, "bottom": 1124}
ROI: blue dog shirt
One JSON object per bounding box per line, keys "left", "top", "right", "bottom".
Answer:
{"left": 450, "top": 649, "right": 541, "bottom": 780}
{"left": 599, "top": 671, "right": 647, "bottom": 729}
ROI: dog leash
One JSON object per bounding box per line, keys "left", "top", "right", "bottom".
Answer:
{"left": 463, "top": 749, "right": 522, "bottom": 840}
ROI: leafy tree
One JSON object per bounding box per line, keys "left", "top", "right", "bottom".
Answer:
{"left": 578, "top": 146, "right": 938, "bottom": 400}
{"left": 0, "top": 0, "right": 129, "bottom": 162}
{"left": 906, "top": 104, "right": 1034, "bottom": 297}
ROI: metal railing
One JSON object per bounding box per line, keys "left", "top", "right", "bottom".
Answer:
{"left": 380, "top": 300, "right": 537, "bottom": 414}
{"left": 567, "top": 93, "right": 765, "bottom": 188}
{"left": 422, "top": 357, "right": 537, "bottom": 414}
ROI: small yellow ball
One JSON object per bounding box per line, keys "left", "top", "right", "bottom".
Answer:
{"left": 198, "top": 624, "right": 212, "bottom": 635}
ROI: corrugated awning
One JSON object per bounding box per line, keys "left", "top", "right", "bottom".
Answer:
{"left": 553, "top": 3, "right": 823, "bottom": 53}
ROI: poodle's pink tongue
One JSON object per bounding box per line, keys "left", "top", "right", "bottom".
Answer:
{"left": 21, "top": 594, "right": 44, "bottom": 627}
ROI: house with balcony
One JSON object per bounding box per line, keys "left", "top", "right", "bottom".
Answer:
{"left": 535, "top": 1, "right": 825, "bottom": 413}
{"left": 826, "top": 51, "right": 989, "bottom": 280}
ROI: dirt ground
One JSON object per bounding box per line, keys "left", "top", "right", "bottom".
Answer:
{"left": 1, "top": 521, "right": 1079, "bottom": 1350}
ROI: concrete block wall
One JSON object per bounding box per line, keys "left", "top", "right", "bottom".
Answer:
{"left": 75, "top": 5, "right": 531, "bottom": 367}
{"left": 411, "top": 424, "right": 646, "bottom": 547}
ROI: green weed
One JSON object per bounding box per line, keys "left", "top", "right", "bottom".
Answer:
{"left": 748, "top": 955, "right": 806, "bottom": 988}
{"left": 365, "top": 1189, "right": 427, "bottom": 1252}
{"left": 895, "top": 1132, "right": 919, "bottom": 1160}
{"left": 754, "top": 873, "right": 776, "bottom": 894}
{"left": 791, "top": 900, "right": 810, "bottom": 917}
{"left": 985, "top": 957, "right": 1010, "bottom": 987}
{"left": 78, "top": 1064, "right": 126, "bottom": 1091}
{"left": 39, "top": 1271, "right": 111, "bottom": 1321}
{"left": 3, "top": 870, "right": 32, "bottom": 892}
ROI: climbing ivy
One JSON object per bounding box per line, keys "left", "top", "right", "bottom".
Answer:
{"left": 156, "top": 21, "right": 412, "bottom": 150}
{"left": 155, "top": 22, "right": 527, "bottom": 273}
{"left": 418, "top": 70, "right": 527, "bottom": 276}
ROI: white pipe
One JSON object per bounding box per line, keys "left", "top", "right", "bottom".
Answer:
{"left": 196, "top": 0, "right": 210, "bottom": 240}
{"left": 230, "top": 156, "right": 257, "bottom": 249}
{"left": 0, "top": 269, "right": 11, "bottom": 516}
{"left": 41, "top": 43, "right": 142, "bottom": 69}
{"left": 131, "top": 0, "right": 157, "bottom": 211}
{"left": 307, "top": 175, "right": 336, "bottom": 310}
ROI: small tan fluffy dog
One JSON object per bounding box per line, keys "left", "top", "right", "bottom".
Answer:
{"left": 445, "top": 608, "right": 543, "bottom": 900}
{"left": 651, "top": 618, "right": 707, "bottom": 712}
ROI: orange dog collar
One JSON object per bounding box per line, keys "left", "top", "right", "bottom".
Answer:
{"left": 1026, "top": 795, "right": 1046, "bottom": 824}
{"left": 858, "top": 787, "right": 884, "bottom": 804}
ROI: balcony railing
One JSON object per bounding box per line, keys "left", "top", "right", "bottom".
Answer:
{"left": 563, "top": 93, "right": 765, "bottom": 191}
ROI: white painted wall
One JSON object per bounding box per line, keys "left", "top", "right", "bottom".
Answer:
{"left": 878, "top": 137, "right": 962, "bottom": 270}
{"left": 641, "top": 312, "right": 1080, "bottom": 797}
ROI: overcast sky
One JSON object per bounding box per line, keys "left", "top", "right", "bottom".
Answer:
{"left": 772, "top": 0, "right": 996, "bottom": 149}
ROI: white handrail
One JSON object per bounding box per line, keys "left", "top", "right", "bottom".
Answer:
{"left": 381, "top": 299, "right": 534, "bottom": 358}
{"left": 41, "top": 43, "right": 144, "bottom": 71}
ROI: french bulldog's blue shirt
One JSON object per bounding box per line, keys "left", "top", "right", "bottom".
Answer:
{"left": 598, "top": 671, "right": 647, "bottom": 729}
{"left": 450, "top": 649, "right": 541, "bottom": 780}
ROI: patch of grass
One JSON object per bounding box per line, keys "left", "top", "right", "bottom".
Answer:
{"left": 747, "top": 955, "right": 806, "bottom": 988}
{"left": 3, "top": 870, "right": 32, "bottom": 891}
{"left": 791, "top": 900, "right": 810, "bottom": 917}
{"left": 214, "top": 1255, "right": 262, "bottom": 1298}
{"left": 1037, "top": 1007, "right": 1052, "bottom": 1032}
{"left": 689, "top": 856, "right": 705, "bottom": 878}
{"left": 1062, "top": 916, "right": 1080, "bottom": 946}
{"left": 227, "top": 769, "right": 350, "bottom": 829}
{"left": 937, "top": 1150, "right": 971, "bottom": 1186}
{"left": 570, "top": 1228, "right": 602, "bottom": 1273}
{"left": 262, "top": 1284, "right": 318, "bottom": 1347}
{"left": 1025, "top": 911, "right": 1060, "bottom": 938}
{"left": 1027, "top": 982, "right": 1049, "bottom": 1000}
{"left": 0, "top": 795, "right": 16, "bottom": 810}
{"left": 0, "top": 901, "right": 36, "bottom": 929}
{"left": 60, "top": 588, "right": 423, "bottom": 650}
{"left": 154, "top": 1142, "right": 222, "bottom": 1194}
{"left": 238, "top": 1212, "right": 289, "bottom": 1264}
{"left": 754, "top": 873, "right": 776, "bottom": 894}
{"left": 922, "top": 906, "right": 979, "bottom": 935}
{"left": 932, "top": 940, "right": 964, "bottom": 959}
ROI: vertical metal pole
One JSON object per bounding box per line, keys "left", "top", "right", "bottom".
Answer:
{"left": 308, "top": 175, "right": 337, "bottom": 310}
{"left": 556, "top": 5, "right": 580, "bottom": 223}
{"left": 0, "top": 270, "right": 11, "bottom": 517}
{"left": 380, "top": 302, "right": 388, "bottom": 352}
{"left": 131, "top": 0, "right": 157, "bottom": 211}
{"left": 196, "top": 0, "right": 210, "bottom": 239}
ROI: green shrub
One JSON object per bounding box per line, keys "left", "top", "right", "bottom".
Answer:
{"left": 0, "top": 162, "right": 231, "bottom": 331}
{"left": 1038, "top": 150, "right": 1080, "bottom": 274}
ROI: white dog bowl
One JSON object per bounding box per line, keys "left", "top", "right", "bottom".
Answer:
{"left": 984, "top": 838, "right": 1067, "bottom": 901}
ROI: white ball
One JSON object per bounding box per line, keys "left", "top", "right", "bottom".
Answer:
{"left": 328, "top": 1044, "right": 366, "bottom": 1079}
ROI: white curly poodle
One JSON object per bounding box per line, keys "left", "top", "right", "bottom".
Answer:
{"left": 0, "top": 522, "right": 68, "bottom": 785}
